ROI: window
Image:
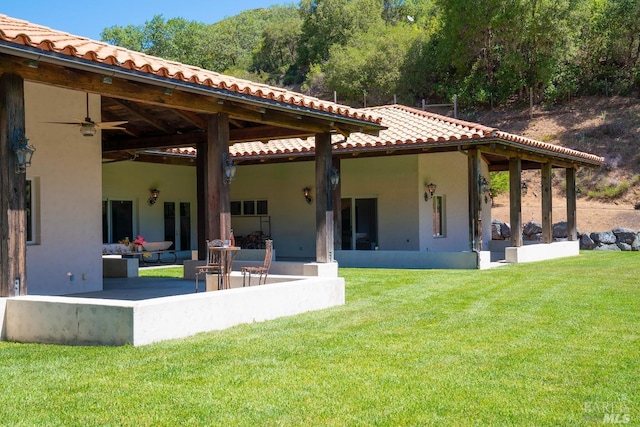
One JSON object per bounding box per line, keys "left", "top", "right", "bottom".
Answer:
{"left": 104, "top": 200, "right": 133, "bottom": 243}
{"left": 432, "top": 195, "right": 445, "bottom": 237}
{"left": 231, "top": 200, "right": 268, "bottom": 216}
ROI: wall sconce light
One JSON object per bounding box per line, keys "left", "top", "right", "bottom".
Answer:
{"left": 148, "top": 188, "right": 160, "bottom": 206}
{"left": 223, "top": 152, "right": 236, "bottom": 184}
{"left": 13, "top": 135, "right": 36, "bottom": 174}
{"left": 479, "top": 175, "right": 493, "bottom": 204}
{"left": 303, "top": 187, "right": 313, "bottom": 204}
{"left": 330, "top": 167, "right": 340, "bottom": 189}
{"left": 521, "top": 181, "right": 528, "bottom": 195}
{"left": 424, "top": 182, "right": 437, "bottom": 201}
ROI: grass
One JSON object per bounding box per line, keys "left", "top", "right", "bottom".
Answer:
{"left": 0, "top": 252, "right": 638, "bottom": 426}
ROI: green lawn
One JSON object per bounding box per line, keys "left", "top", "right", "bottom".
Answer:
{"left": 0, "top": 252, "right": 637, "bottom": 426}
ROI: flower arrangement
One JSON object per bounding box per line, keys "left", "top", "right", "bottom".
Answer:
{"left": 133, "top": 235, "right": 146, "bottom": 247}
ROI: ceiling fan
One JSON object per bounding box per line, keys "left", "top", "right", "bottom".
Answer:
{"left": 45, "top": 93, "right": 127, "bottom": 137}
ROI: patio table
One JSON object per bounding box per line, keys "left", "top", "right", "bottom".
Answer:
{"left": 207, "top": 246, "right": 240, "bottom": 290}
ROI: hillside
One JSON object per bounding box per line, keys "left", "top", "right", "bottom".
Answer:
{"left": 467, "top": 96, "right": 640, "bottom": 232}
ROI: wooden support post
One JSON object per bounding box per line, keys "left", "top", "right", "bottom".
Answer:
{"left": 315, "top": 132, "right": 334, "bottom": 263}
{"left": 541, "top": 162, "right": 553, "bottom": 243}
{"left": 196, "top": 140, "right": 207, "bottom": 260}
{"left": 206, "top": 114, "right": 231, "bottom": 244}
{"left": 468, "top": 149, "right": 481, "bottom": 252}
{"left": 509, "top": 157, "right": 523, "bottom": 247}
{"left": 566, "top": 167, "right": 577, "bottom": 241}
{"left": 332, "top": 158, "right": 342, "bottom": 252}
{"left": 0, "top": 74, "right": 27, "bottom": 296}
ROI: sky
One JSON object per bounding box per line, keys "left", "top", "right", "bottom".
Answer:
{"left": 2, "top": 0, "right": 290, "bottom": 40}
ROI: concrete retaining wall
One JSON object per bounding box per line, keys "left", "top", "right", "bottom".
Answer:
{"left": 505, "top": 240, "right": 579, "bottom": 263}
{"left": 335, "top": 250, "right": 478, "bottom": 269}
{"left": 3, "top": 276, "right": 344, "bottom": 346}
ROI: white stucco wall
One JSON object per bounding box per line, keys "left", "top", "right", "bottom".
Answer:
{"left": 102, "top": 152, "right": 483, "bottom": 261}
{"left": 25, "top": 83, "right": 103, "bottom": 295}
{"left": 102, "top": 161, "right": 198, "bottom": 247}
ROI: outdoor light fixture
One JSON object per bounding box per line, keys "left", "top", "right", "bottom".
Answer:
{"left": 223, "top": 152, "right": 236, "bottom": 184}
{"left": 148, "top": 188, "right": 160, "bottom": 206}
{"left": 330, "top": 167, "right": 340, "bottom": 189}
{"left": 424, "top": 182, "right": 437, "bottom": 201}
{"left": 13, "top": 135, "right": 35, "bottom": 174}
{"left": 479, "top": 175, "right": 493, "bottom": 204}
{"left": 521, "top": 181, "right": 528, "bottom": 195}
{"left": 303, "top": 187, "right": 313, "bottom": 204}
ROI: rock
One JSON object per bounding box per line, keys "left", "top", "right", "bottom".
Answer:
{"left": 491, "top": 220, "right": 504, "bottom": 240}
{"left": 523, "top": 221, "right": 542, "bottom": 236}
{"left": 590, "top": 231, "right": 617, "bottom": 245}
{"left": 553, "top": 221, "right": 568, "bottom": 239}
{"left": 593, "top": 243, "right": 621, "bottom": 251}
{"left": 500, "top": 222, "right": 511, "bottom": 239}
{"left": 580, "top": 233, "right": 596, "bottom": 250}
{"left": 524, "top": 233, "right": 542, "bottom": 242}
{"left": 617, "top": 242, "right": 632, "bottom": 251}
{"left": 613, "top": 227, "right": 637, "bottom": 245}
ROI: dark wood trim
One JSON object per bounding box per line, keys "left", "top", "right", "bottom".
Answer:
{"left": 0, "top": 73, "right": 27, "bottom": 296}
{"left": 196, "top": 141, "right": 207, "bottom": 260}
{"left": 315, "top": 132, "right": 333, "bottom": 263}
{"left": 541, "top": 162, "right": 553, "bottom": 243}
{"left": 566, "top": 167, "right": 577, "bottom": 241}
{"left": 468, "top": 149, "right": 481, "bottom": 251}
{"left": 509, "top": 157, "right": 523, "bottom": 247}
{"left": 332, "top": 159, "right": 342, "bottom": 252}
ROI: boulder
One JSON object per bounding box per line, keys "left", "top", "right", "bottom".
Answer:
{"left": 500, "top": 222, "right": 511, "bottom": 239}
{"left": 593, "top": 243, "right": 621, "bottom": 251}
{"left": 616, "top": 242, "right": 632, "bottom": 251}
{"left": 580, "top": 233, "right": 596, "bottom": 250}
{"left": 553, "top": 221, "right": 568, "bottom": 239}
{"left": 590, "top": 231, "right": 617, "bottom": 245}
{"left": 491, "top": 220, "right": 504, "bottom": 240}
{"left": 613, "top": 227, "right": 637, "bottom": 245}
{"left": 523, "top": 221, "right": 542, "bottom": 236}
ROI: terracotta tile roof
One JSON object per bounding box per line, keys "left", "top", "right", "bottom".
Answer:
{"left": 221, "top": 105, "right": 604, "bottom": 165}
{"left": 0, "top": 14, "right": 381, "bottom": 125}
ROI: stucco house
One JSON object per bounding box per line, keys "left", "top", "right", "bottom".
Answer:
{"left": 0, "top": 14, "right": 603, "bottom": 344}
{"left": 105, "top": 104, "right": 604, "bottom": 271}
{"left": 2, "top": 12, "right": 606, "bottom": 296}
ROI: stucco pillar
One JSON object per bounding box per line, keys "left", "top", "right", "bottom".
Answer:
{"left": 315, "top": 132, "right": 334, "bottom": 263}
{"left": 0, "top": 74, "right": 27, "bottom": 296}
{"left": 566, "top": 167, "right": 577, "bottom": 241}
{"left": 509, "top": 157, "right": 523, "bottom": 247}
{"left": 541, "top": 162, "right": 553, "bottom": 243}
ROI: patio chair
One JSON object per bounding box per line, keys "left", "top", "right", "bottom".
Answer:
{"left": 195, "top": 239, "right": 225, "bottom": 292}
{"left": 241, "top": 239, "right": 273, "bottom": 287}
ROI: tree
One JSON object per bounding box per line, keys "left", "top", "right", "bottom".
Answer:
{"left": 297, "top": 0, "right": 384, "bottom": 69}
{"left": 325, "top": 23, "right": 425, "bottom": 106}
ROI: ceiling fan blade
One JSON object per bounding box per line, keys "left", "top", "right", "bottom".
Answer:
{"left": 96, "top": 121, "right": 128, "bottom": 128}
{"left": 41, "top": 121, "right": 83, "bottom": 125}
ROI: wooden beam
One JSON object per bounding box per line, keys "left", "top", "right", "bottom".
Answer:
{"left": 509, "top": 157, "right": 523, "bottom": 247}
{"left": 315, "top": 132, "right": 334, "bottom": 263}
{"left": 541, "top": 162, "right": 553, "bottom": 243}
{"left": 478, "top": 143, "right": 582, "bottom": 169}
{"left": 110, "top": 99, "right": 175, "bottom": 134}
{"left": 230, "top": 125, "right": 314, "bottom": 143}
{"left": 0, "top": 74, "right": 27, "bottom": 296}
{"left": 172, "top": 109, "right": 207, "bottom": 130}
{"left": 206, "top": 114, "right": 230, "bottom": 242}
{"left": 566, "top": 167, "right": 577, "bottom": 241}
{"left": 196, "top": 141, "right": 207, "bottom": 260}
